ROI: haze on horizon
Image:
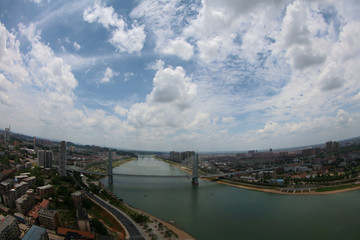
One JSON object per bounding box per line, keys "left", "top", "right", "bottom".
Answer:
{"left": 0, "top": 0, "right": 360, "bottom": 152}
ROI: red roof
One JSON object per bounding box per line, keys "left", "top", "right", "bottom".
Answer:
{"left": 29, "top": 199, "right": 50, "bottom": 219}
{"left": 39, "top": 199, "right": 49, "bottom": 209}
{"left": 0, "top": 169, "right": 13, "bottom": 175}
{"left": 57, "top": 227, "right": 94, "bottom": 239}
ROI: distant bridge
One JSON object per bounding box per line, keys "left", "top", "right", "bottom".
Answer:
{"left": 69, "top": 153, "right": 278, "bottom": 185}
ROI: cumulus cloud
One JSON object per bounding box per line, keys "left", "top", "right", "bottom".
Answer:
{"left": 276, "top": 1, "right": 328, "bottom": 70}
{"left": 128, "top": 63, "right": 197, "bottom": 128}
{"left": 83, "top": 3, "right": 146, "bottom": 53}
{"left": 334, "top": 109, "right": 352, "bottom": 128}
{"left": 161, "top": 38, "right": 194, "bottom": 60}
{"left": 100, "top": 67, "right": 118, "bottom": 84}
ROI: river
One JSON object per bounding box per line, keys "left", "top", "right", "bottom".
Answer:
{"left": 101, "top": 155, "right": 360, "bottom": 240}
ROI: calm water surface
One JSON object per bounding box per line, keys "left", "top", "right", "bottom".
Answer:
{"left": 101, "top": 156, "right": 360, "bottom": 240}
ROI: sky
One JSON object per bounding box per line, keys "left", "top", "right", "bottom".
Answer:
{"left": 0, "top": 0, "right": 360, "bottom": 152}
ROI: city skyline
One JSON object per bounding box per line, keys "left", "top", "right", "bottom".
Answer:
{"left": 1, "top": 0, "right": 360, "bottom": 151}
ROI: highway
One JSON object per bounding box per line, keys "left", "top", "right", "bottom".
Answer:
{"left": 84, "top": 190, "right": 145, "bottom": 240}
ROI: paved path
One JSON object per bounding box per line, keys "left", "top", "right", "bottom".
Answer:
{"left": 84, "top": 191, "right": 145, "bottom": 240}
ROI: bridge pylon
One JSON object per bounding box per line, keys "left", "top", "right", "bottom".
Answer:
{"left": 192, "top": 154, "right": 199, "bottom": 185}
{"left": 108, "top": 149, "right": 113, "bottom": 186}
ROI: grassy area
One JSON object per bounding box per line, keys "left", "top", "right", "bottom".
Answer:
{"left": 58, "top": 210, "right": 78, "bottom": 229}
{"left": 86, "top": 197, "right": 126, "bottom": 236}
{"left": 315, "top": 184, "right": 356, "bottom": 192}
{"left": 97, "top": 190, "right": 148, "bottom": 223}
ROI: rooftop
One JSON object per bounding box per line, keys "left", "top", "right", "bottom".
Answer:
{"left": 22, "top": 225, "right": 47, "bottom": 240}
{"left": 0, "top": 215, "right": 16, "bottom": 232}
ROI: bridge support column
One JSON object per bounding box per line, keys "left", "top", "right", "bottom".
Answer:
{"left": 108, "top": 149, "right": 113, "bottom": 186}
{"left": 192, "top": 154, "right": 199, "bottom": 185}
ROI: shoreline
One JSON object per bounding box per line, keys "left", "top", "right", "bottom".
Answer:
{"left": 135, "top": 208, "right": 195, "bottom": 240}
{"left": 157, "top": 156, "right": 360, "bottom": 196}
{"left": 217, "top": 180, "right": 360, "bottom": 195}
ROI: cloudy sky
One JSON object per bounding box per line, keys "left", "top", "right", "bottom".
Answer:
{"left": 0, "top": 0, "right": 360, "bottom": 152}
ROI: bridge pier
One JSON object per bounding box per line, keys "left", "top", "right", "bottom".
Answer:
{"left": 108, "top": 149, "right": 113, "bottom": 186}
{"left": 192, "top": 154, "right": 199, "bottom": 185}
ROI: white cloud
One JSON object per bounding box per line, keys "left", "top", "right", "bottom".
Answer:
{"left": 123, "top": 72, "right": 134, "bottom": 82}
{"left": 100, "top": 67, "right": 118, "bottom": 84}
{"left": 0, "top": 74, "right": 13, "bottom": 105}
{"left": 221, "top": 116, "right": 235, "bottom": 124}
{"left": 29, "top": 0, "right": 50, "bottom": 4}
{"left": 83, "top": 3, "right": 146, "bottom": 53}
{"left": 73, "top": 41, "right": 81, "bottom": 51}
{"left": 114, "top": 105, "right": 129, "bottom": 117}
{"left": 128, "top": 63, "right": 197, "bottom": 128}
{"left": 161, "top": 38, "right": 194, "bottom": 60}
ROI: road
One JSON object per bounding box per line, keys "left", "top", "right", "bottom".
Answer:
{"left": 84, "top": 191, "right": 145, "bottom": 240}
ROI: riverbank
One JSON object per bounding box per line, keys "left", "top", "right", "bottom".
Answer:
{"left": 217, "top": 179, "right": 360, "bottom": 195}
{"left": 156, "top": 156, "right": 360, "bottom": 195}
{"left": 135, "top": 208, "right": 195, "bottom": 240}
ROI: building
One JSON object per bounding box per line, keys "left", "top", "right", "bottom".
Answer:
{"left": 2, "top": 189, "right": 16, "bottom": 208}
{"left": 15, "top": 194, "right": 35, "bottom": 215}
{"left": 37, "top": 185, "right": 54, "bottom": 197}
{"left": 22, "top": 225, "right": 49, "bottom": 240}
{"left": 37, "top": 150, "right": 52, "bottom": 168}
{"left": 14, "top": 181, "right": 29, "bottom": 198}
{"left": 4, "top": 127, "right": 10, "bottom": 144}
{"left": 326, "top": 141, "right": 339, "bottom": 154}
{"left": 38, "top": 209, "right": 59, "bottom": 230}
{"left": 59, "top": 141, "right": 66, "bottom": 176}
{"left": 37, "top": 150, "right": 45, "bottom": 167}
{"left": 76, "top": 206, "right": 91, "bottom": 232}
{"left": 29, "top": 199, "right": 49, "bottom": 221}
{"left": 23, "top": 176, "right": 36, "bottom": 187}
{"left": 14, "top": 175, "right": 28, "bottom": 183}
{"left": 71, "top": 191, "right": 83, "bottom": 207}
{"left": 45, "top": 150, "right": 53, "bottom": 168}
{"left": 0, "top": 178, "right": 14, "bottom": 198}
{"left": 0, "top": 215, "right": 20, "bottom": 240}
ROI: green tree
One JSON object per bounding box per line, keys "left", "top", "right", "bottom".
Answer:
{"left": 90, "top": 219, "right": 107, "bottom": 235}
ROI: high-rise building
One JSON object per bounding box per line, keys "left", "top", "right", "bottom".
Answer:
{"left": 59, "top": 141, "right": 66, "bottom": 176}
{"left": 326, "top": 141, "right": 333, "bottom": 153}
{"left": 38, "top": 150, "right": 45, "bottom": 167}
{"left": 38, "top": 150, "right": 53, "bottom": 168}
{"left": 45, "top": 150, "right": 53, "bottom": 168}
{"left": 4, "top": 126, "right": 10, "bottom": 144}
{"left": 326, "top": 141, "right": 340, "bottom": 154}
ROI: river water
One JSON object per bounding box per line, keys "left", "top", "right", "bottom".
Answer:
{"left": 101, "top": 155, "right": 360, "bottom": 240}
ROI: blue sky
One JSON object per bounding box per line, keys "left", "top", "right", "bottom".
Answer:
{"left": 0, "top": 0, "right": 360, "bottom": 151}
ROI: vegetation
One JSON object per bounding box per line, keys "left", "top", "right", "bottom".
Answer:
{"left": 315, "top": 184, "right": 356, "bottom": 192}
{"left": 58, "top": 210, "right": 78, "bottom": 229}
{"left": 90, "top": 218, "right": 108, "bottom": 235}
{"left": 95, "top": 188, "right": 148, "bottom": 223}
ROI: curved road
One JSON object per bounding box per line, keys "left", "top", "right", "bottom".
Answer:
{"left": 84, "top": 191, "right": 145, "bottom": 240}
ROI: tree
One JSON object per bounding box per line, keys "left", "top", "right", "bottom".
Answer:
{"left": 90, "top": 219, "right": 107, "bottom": 235}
